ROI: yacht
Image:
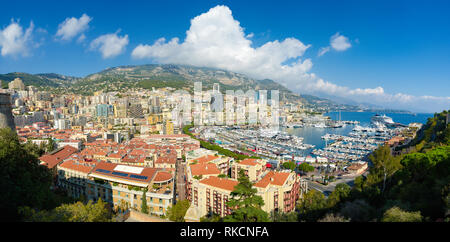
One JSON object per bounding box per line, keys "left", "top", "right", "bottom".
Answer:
{"left": 371, "top": 114, "right": 395, "bottom": 127}
{"left": 314, "top": 123, "right": 327, "bottom": 128}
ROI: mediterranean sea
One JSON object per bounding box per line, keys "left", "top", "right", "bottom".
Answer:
{"left": 283, "top": 112, "right": 434, "bottom": 153}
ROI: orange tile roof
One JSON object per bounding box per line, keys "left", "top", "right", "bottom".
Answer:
{"left": 238, "top": 158, "right": 259, "bottom": 166}
{"left": 193, "top": 155, "right": 219, "bottom": 164}
{"left": 59, "top": 156, "right": 98, "bottom": 174}
{"left": 148, "top": 134, "right": 190, "bottom": 139}
{"left": 155, "top": 155, "right": 177, "bottom": 164}
{"left": 190, "top": 163, "right": 221, "bottom": 176}
{"left": 107, "top": 153, "right": 123, "bottom": 159}
{"left": 254, "top": 171, "right": 291, "bottom": 188}
{"left": 199, "top": 176, "right": 239, "bottom": 192}
{"left": 153, "top": 171, "right": 173, "bottom": 182}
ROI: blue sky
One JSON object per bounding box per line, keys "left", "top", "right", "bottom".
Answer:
{"left": 0, "top": 0, "right": 449, "bottom": 112}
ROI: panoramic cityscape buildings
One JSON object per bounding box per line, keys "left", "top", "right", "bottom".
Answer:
{"left": 0, "top": 0, "right": 449, "bottom": 229}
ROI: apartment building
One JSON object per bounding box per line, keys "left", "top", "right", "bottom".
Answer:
{"left": 184, "top": 169, "right": 305, "bottom": 221}
{"left": 187, "top": 154, "right": 232, "bottom": 175}
{"left": 57, "top": 154, "right": 98, "bottom": 199}
{"left": 86, "top": 162, "right": 174, "bottom": 216}
{"left": 231, "top": 158, "right": 266, "bottom": 182}
{"left": 254, "top": 171, "right": 305, "bottom": 213}
{"left": 184, "top": 176, "right": 238, "bottom": 222}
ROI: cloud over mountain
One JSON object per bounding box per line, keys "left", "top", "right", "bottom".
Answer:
{"left": 90, "top": 31, "right": 129, "bottom": 59}
{"left": 132, "top": 5, "right": 312, "bottom": 82}
{"left": 131, "top": 5, "right": 448, "bottom": 112}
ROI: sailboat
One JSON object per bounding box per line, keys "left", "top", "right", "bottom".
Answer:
{"left": 332, "top": 110, "right": 346, "bottom": 128}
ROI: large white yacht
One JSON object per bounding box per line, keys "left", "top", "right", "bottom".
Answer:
{"left": 371, "top": 114, "right": 395, "bottom": 127}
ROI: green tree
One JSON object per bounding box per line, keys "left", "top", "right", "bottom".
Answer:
{"left": 368, "top": 145, "right": 402, "bottom": 193}
{"left": 0, "top": 128, "right": 55, "bottom": 221}
{"left": 353, "top": 176, "right": 365, "bottom": 193}
{"left": 23, "top": 140, "right": 45, "bottom": 158}
{"left": 270, "top": 211, "right": 298, "bottom": 222}
{"left": 327, "top": 183, "right": 351, "bottom": 208}
{"left": 381, "top": 206, "right": 423, "bottom": 222}
{"left": 20, "top": 198, "right": 111, "bottom": 222}
{"left": 318, "top": 213, "right": 350, "bottom": 222}
{"left": 298, "top": 162, "right": 315, "bottom": 173}
{"left": 46, "top": 138, "right": 56, "bottom": 153}
{"left": 224, "top": 169, "right": 269, "bottom": 222}
{"left": 167, "top": 200, "right": 190, "bottom": 222}
{"left": 282, "top": 161, "right": 296, "bottom": 171}
{"left": 200, "top": 213, "right": 223, "bottom": 222}
{"left": 296, "top": 189, "right": 328, "bottom": 222}
{"left": 339, "top": 199, "right": 375, "bottom": 222}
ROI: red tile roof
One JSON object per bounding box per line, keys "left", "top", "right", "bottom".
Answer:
{"left": 238, "top": 158, "right": 259, "bottom": 166}
{"left": 59, "top": 155, "right": 98, "bottom": 174}
{"left": 155, "top": 155, "right": 177, "bottom": 164}
{"left": 154, "top": 171, "right": 173, "bottom": 182}
{"left": 192, "top": 155, "right": 219, "bottom": 164}
{"left": 148, "top": 134, "right": 190, "bottom": 139}
{"left": 39, "top": 145, "right": 78, "bottom": 169}
{"left": 254, "top": 171, "right": 291, "bottom": 188}
{"left": 107, "top": 153, "right": 123, "bottom": 159}
{"left": 200, "top": 176, "right": 239, "bottom": 192}
{"left": 190, "top": 163, "right": 221, "bottom": 176}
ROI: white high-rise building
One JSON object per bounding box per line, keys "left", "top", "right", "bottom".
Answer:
{"left": 213, "top": 83, "right": 220, "bottom": 94}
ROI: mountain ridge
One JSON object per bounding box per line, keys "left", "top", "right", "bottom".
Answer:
{"left": 0, "top": 64, "right": 407, "bottom": 112}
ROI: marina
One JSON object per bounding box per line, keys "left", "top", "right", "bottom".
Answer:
{"left": 193, "top": 112, "right": 432, "bottom": 170}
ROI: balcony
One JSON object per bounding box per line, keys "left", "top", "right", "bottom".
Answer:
{"left": 150, "top": 182, "right": 174, "bottom": 196}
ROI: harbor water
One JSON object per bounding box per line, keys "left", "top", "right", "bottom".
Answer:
{"left": 283, "top": 112, "right": 434, "bottom": 152}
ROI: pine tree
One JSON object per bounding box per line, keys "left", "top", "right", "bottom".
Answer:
{"left": 141, "top": 189, "right": 148, "bottom": 214}
{"left": 224, "top": 169, "right": 269, "bottom": 222}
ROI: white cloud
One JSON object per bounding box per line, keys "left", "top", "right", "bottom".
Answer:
{"left": 318, "top": 32, "right": 352, "bottom": 56}
{"left": 131, "top": 5, "right": 449, "bottom": 112}
{"left": 77, "top": 33, "right": 86, "bottom": 43}
{"left": 55, "top": 14, "right": 92, "bottom": 41}
{"left": 0, "top": 20, "right": 34, "bottom": 57}
{"left": 90, "top": 31, "right": 129, "bottom": 59}
{"left": 318, "top": 46, "right": 330, "bottom": 57}
{"left": 132, "top": 5, "right": 312, "bottom": 81}
{"left": 330, "top": 32, "right": 351, "bottom": 51}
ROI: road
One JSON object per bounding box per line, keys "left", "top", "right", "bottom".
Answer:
{"left": 176, "top": 159, "right": 186, "bottom": 202}
{"left": 306, "top": 176, "right": 356, "bottom": 197}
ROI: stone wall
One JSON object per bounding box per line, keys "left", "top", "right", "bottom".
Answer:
{"left": 0, "top": 93, "right": 15, "bottom": 131}
{"left": 129, "top": 209, "right": 171, "bottom": 222}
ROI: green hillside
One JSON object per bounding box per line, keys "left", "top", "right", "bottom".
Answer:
{"left": 1, "top": 64, "right": 363, "bottom": 111}
{"left": 296, "top": 110, "right": 450, "bottom": 222}
{"left": 0, "top": 72, "right": 79, "bottom": 89}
